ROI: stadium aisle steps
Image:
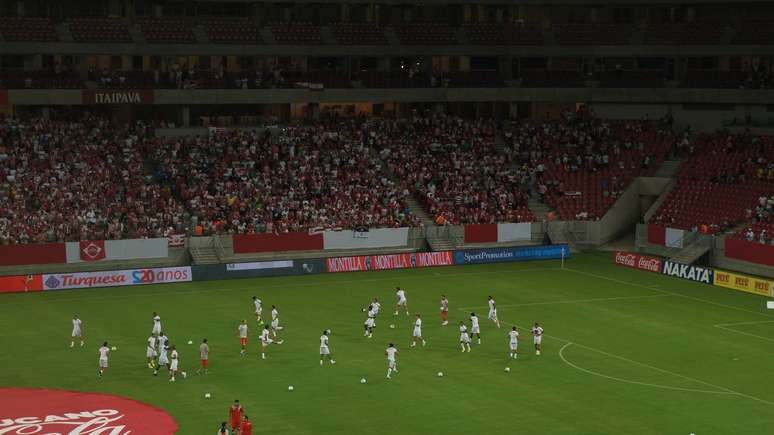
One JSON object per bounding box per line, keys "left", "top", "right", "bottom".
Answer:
{"left": 319, "top": 26, "right": 337, "bottom": 45}
{"left": 653, "top": 159, "right": 682, "bottom": 178}
{"left": 259, "top": 27, "right": 276, "bottom": 44}
{"left": 190, "top": 246, "right": 220, "bottom": 265}
{"left": 192, "top": 25, "right": 210, "bottom": 43}
{"left": 55, "top": 23, "right": 73, "bottom": 42}
{"left": 527, "top": 198, "right": 553, "bottom": 222}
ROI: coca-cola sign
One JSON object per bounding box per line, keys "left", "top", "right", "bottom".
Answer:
{"left": 614, "top": 251, "right": 663, "bottom": 273}
{"left": 0, "top": 388, "right": 177, "bottom": 434}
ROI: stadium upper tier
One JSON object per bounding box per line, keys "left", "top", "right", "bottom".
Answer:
{"left": 0, "top": 17, "right": 772, "bottom": 46}
{"left": 0, "top": 113, "right": 681, "bottom": 244}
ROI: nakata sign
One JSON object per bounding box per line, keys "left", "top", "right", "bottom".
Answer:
{"left": 613, "top": 251, "right": 663, "bottom": 273}
{"left": 326, "top": 252, "right": 454, "bottom": 273}
{"left": 43, "top": 266, "right": 192, "bottom": 290}
{"left": 662, "top": 260, "right": 714, "bottom": 284}
{"left": 0, "top": 388, "right": 177, "bottom": 434}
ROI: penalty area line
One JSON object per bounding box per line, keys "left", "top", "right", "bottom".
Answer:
{"left": 457, "top": 293, "right": 672, "bottom": 311}
{"left": 558, "top": 343, "right": 735, "bottom": 395}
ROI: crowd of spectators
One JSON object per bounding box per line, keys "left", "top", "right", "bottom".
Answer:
{"left": 376, "top": 114, "right": 534, "bottom": 224}
{"left": 502, "top": 111, "right": 675, "bottom": 220}
{"left": 149, "top": 121, "right": 420, "bottom": 236}
{"left": 0, "top": 116, "right": 185, "bottom": 244}
{"left": 0, "top": 111, "right": 691, "bottom": 245}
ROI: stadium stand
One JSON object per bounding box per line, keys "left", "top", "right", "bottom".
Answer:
{"left": 379, "top": 115, "right": 535, "bottom": 224}
{"left": 204, "top": 18, "right": 262, "bottom": 44}
{"left": 270, "top": 22, "right": 322, "bottom": 45}
{"left": 149, "top": 123, "right": 420, "bottom": 235}
{"left": 652, "top": 132, "right": 774, "bottom": 233}
{"left": 732, "top": 20, "right": 774, "bottom": 45}
{"left": 553, "top": 24, "right": 631, "bottom": 45}
{"left": 0, "top": 116, "right": 183, "bottom": 244}
{"left": 137, "top": 17, "right": 195, "bottom": 43}
{"left": 0, "top": 16, "right": 57, "bottom": 41}
{"left": 643, "top": 21, "right": 726, "bottom": 45}
{"left": 463, "top": 23, "right": 543, "bottom": 45}
{"left": 330, "top": 23, "right": 387, "bottom": 45}
{"left": 68, "top": 17, "right": 131, "bottom": 42}
{"left": 393, "top": 23, "right": 457, "bottom": 45}
{"left": 504, "top": 115, "right": 674, "bottom": 220}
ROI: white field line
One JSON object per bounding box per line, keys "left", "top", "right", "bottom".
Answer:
{"left": 714, "top": 319, "right": 774, "bottom": 327}
{"left": 502, "top": 318, "right": 774, "bottom": 407}
{"left": 558, "top": 343, "right": 735, "bottom": 395}
{"left": 713, "top": 324, "right": 774, "bottom": 344}
{"left": 564, "top": 268, "right": 774, "bottom": 319}
{"left": 457, "top": 293, "right": 672, "bottom": 311}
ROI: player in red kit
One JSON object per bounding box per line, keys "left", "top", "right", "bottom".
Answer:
{"left": 229, "top": 400, "right": 243, "bottom": 434}
{"left": 240, "top": 415, "right": 253, "bottom": 435}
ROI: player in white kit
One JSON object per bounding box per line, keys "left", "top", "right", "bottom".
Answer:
{"left": 487, "top": 296, "right": 501, "bottom": 328}
{"left": 152, "top": 312, "right": 161, "bottom": 335}
{"left": 508, "top": 326, "right": 519, "bottom": 359}
{"left": 410, "top": 314, "right": 426, "bottom": 348}
{"left": 146, "top": 334, "right": 158, "bottom": 368}
{"left": 532, "top": 322, "right": 544, "bottom": 355}
{"left": 238, "top": 320, "right": 249, "bottom": 356}
{"left": 470, "top": 313, "right": 482, "bottom": 344}
{"left": 169, "top": 345, "right": 179, "bottom": 382}
{"left": 459, "top": 322, "right": 471, "bottom": 352}
{"left": 364, "top": 304, "right": 376, "bottom": 338}
{"left": 158, "top": 332, "right": 168, "bottom": 351}
{"left": 385, "top": 343, "right": 398, "bottom": 379}
{"left": 71, "top": 315, "right": 84, "bottom": 348}
{"left": 154, "top": 342, "right": 169, "bottom": 376}
{"left": 270, "top": 305, "right": 283, "bottom": 337}
{"left": 393, "top": 287, "right": 408, "bottom": 316}
{"left": 319, "top": 330, "right": 335, "bottom": 365}
{"left": 252, "top": 296, "right": 262, "bottom": 323}
{"left": 371, "top": 298, "right": 382, "bottom": 316}
{"left": 260, "top": 324, "right": 283, "bottom": 359}
{"left": 98, "top": 341, "right": 110, "bottom": 378}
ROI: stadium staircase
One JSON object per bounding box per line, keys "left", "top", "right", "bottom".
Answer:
{"left": 192, "top": 25, "right": 210, "bottom": 43}
{"left": 527, "top": 198, "right": 554, "bottom": 222}
{"left": 653, "top": 159, "right": 682, "bottom": 178}
{"left": 259, "top": 28, "right": 275, "bottom": 44}
{"left": 189, "top": 239, "right": 221, "bottom": 265}
{"left": 54, "top": 23, "right": 72, "bottom": 42}
{"left": 666, "top": 236, "right": 711, "bottom": 265}
{"left": 403, "top": 195, "right": 456, "bottom": 251}
{"left": 129, "top": 25, "right": 145, "bottom": 43}
{"left": 319, "top": 26, "right": 337, "bottom": 45}
{"left": 643, "top": 179, "right": 677, "bottom": 223}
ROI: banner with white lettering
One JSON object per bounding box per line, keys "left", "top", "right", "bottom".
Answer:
{"left": 82, "top": 89, "right": 154, "bottom": 105}
{"left": 661, "top": 260, "right": 713, "bottom": 284}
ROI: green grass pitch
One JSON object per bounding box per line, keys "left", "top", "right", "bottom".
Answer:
{"left": 1, "top": 252, "right": 774, "bottom": 434}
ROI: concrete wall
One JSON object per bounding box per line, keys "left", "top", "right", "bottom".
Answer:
{"left": 0, "top": 247, "right": 189, "bottom": 276}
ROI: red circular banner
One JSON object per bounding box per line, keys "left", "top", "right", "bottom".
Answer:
{"left": 0, "top": 388, "right": 178, "bottom": 434}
